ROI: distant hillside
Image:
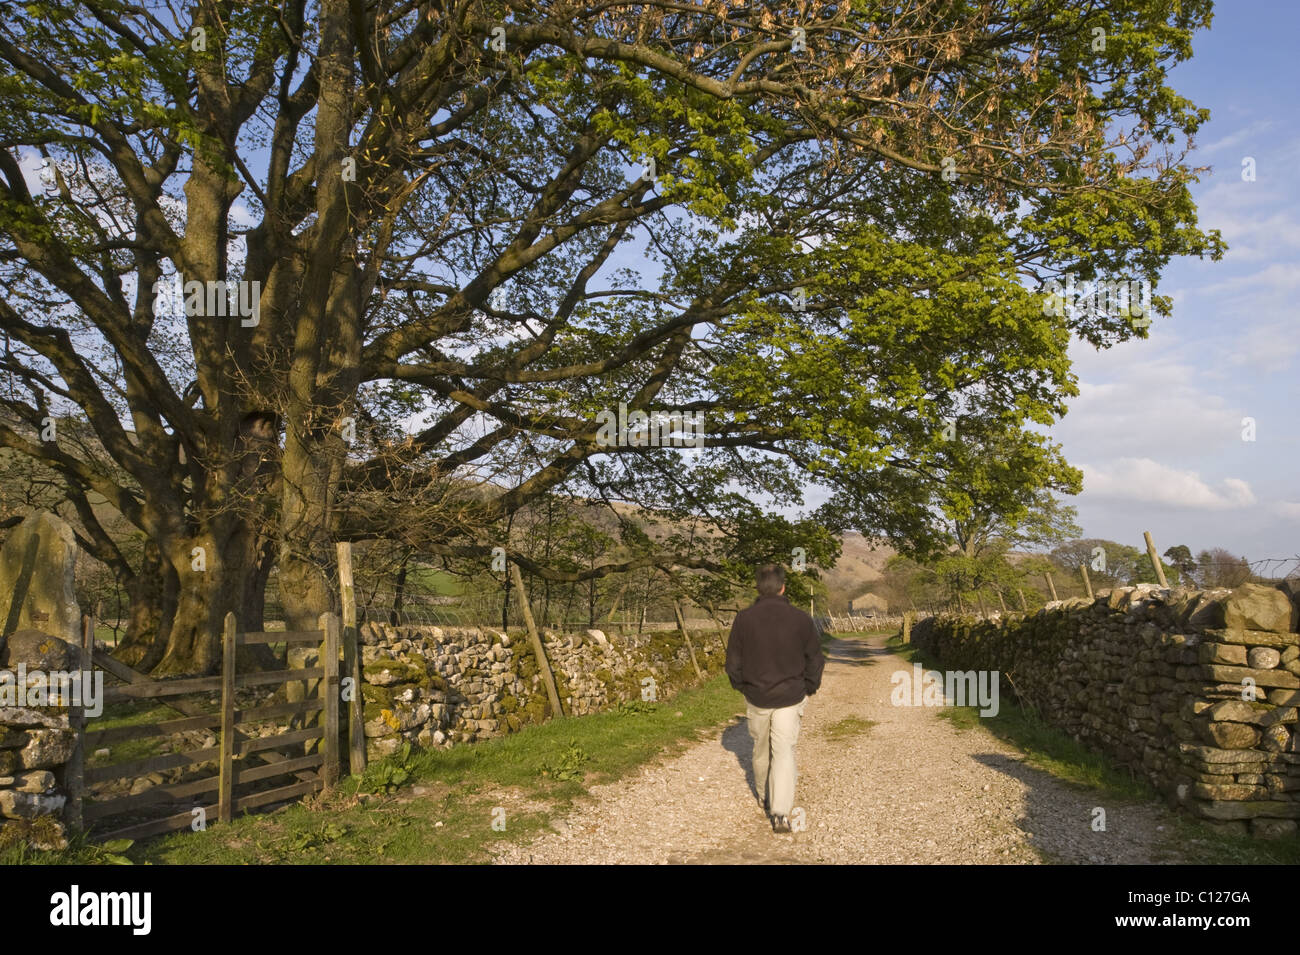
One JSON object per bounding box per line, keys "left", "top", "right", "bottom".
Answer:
{"left": 818, "top": 533, "right": 897, "bottom": 612}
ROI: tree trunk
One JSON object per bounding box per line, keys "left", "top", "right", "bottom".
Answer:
{"left": 108, "top": 489, "right": 268, "bottom": 676}
{"left": 241, "top": 537, "right": 276, "bottom": 634}
{"left": 391, "top": 552, "right": 409, "bottom": 625}
{"left": 502, "top": 574, "right": 511, "bottom": 632}
{"left": 236, "top": 539, "right": 279, "bottom": 671}
{"left": 155, "top": 421, "right": 274, "bottom": 675}
{"left": 152, "top": 536, "right": 228, "bottom": 676}
{"left": 276, "top": 23, "right": 364, "bottom": 634}
{"left": 560, "top": 587, "right": 575, "bottom": 630}
{"left": 111, "top": 542, "right": 174, "bottom": 672}
{"left": 277, "top": 417, "right": 340, "bottom": 631}
{"left": 111, "top": 553, "right": 175, "bottom": 670}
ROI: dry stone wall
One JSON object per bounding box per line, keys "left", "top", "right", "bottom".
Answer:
{"left": 358, "top": 621, "right": 727, "bottom": 759}
{"left": 0, "top": 632, "right": 80, "bottom": 852}
{"left": 910, "top": 581, "right": 1300, "bottom": 838}
{"left": 0, "top": 511, "right": 83, "bottom": 851}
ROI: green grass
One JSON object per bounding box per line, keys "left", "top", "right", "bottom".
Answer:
{"left": 82, "top": 701, "right": 192, "bottom": 768}
{"left": 89, "top": 700, "right": 197, "bottom": 731}
{"left": 1162, "top": 812, "right": 1300, "bottom": 864}
{"left": 404, "top": 564, "right": 466, "bottom": 596}
{"left": 5, "top": 672, "right": 745, "bottom": 865}
{"left": 822, "top": 716, "right": 877, "bottom": 739}
{"left": 885, "top": 635, "right": 1300, "bottom": 863}
{"left": 884, "top": 633, "right": 916, "bottom": 659}
{"left": 934, "top": 706, "right": 982, "bottom": 731}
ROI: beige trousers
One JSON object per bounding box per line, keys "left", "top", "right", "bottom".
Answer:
{"left": 746, "top": 695, "right": 807, "bottom": 817}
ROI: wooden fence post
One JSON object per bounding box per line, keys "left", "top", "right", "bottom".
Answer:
{"left": 706, "top": 608, "right": 729, "bottom": 652}
{"left": 320, "top": 612, "right": 340, "bottom": 787}
{"left": 509, "top": 562, "right": 563, "bottom": 718}
{"left": 605, "top": 581, "right": 628, "bottom": 623}
{"left": 902, "top": 611, "right": 912, "bottom": 644}
{"left": 1080, "top": 563, "right": 1095, "bottom": 600}
{"left": 218, "top": 612, "right": 237, "bottom": 824}
{"left": 1017, "top": 589, "right": 1028, "bottom": 612}
{"left": 1143, "top": 531, "right": 1170, "bottom": 588}
{"left": 1044, "top": 573, "right": 1058, "bottom": 601}
{"left": 996, "top": 590, "right": 1007, "bottom": 613}
{"left": 337, "top": 542, "right": 366, "bottom": 775}
{"left": 66, "top": 613, "right": 94, "bottom": 832}
{"left": 674, "top": 600, "right": 703, "bottom": 679}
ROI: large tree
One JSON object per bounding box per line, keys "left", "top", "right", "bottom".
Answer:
{"left": 1051, "top": 537, "right": 1143, "bottom": 589}
{"left": 0, "top": 0, "right": 1222, "bottom": 672}
{"left": 1195, "top": 547, "right": 1251, "bottom": 588}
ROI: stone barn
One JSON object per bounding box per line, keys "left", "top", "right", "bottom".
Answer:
{"left": 848, "top": 591, "right": 889, "bottom": 616}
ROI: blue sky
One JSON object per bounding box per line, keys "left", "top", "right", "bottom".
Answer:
{"left": 1052, "top": 1, "right": 1300, "bottom": 564}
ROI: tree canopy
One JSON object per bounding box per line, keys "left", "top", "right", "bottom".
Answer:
{"left": 0, "top": 0, "right": 1223, "bottom": 671}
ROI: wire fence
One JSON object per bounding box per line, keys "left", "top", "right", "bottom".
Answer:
{"left": 1197, "top": 555, "right": 1300, "bottom": 584}
{"left": 315, "top": 589, "right": 700, "bottom": 633}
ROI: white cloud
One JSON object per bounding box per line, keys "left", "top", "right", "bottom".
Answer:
{"left": 1080, "top": 458, "right": 1256, "bottom": 509}
{"left": 1188, "top": 170, "right": 1300, "bottom": 263}
{"left": 1057, "top": 340, "right": 1242, "bottom": 459}
{"left": 1198, "top": 261, "right": 1300, "bottom": 299}
{"left": 1280, "top": 502, "right": 1300, "bottom": 521}
{"left": 1224, "top": 320, "right": 1300, "bottom": 373}
{"left": 1197, "top": 120, "right": 1278, "bottom": 156}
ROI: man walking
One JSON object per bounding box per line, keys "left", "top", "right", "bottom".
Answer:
{"left": 725, "top": 564, "right": 824, "bottom": 833}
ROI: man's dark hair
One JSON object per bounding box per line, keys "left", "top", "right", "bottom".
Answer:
{"left": 756, "top": 564, "right": 786, "bottom": 597}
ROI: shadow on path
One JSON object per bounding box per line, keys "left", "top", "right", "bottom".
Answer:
{"left": 969, "top": 750, "right": 1164, "bottom": 863}
{"left": 823, "top": 636, "right": 891, "bottom": 667}
{"left": 721, "top": 719, "right": 758, "bottom": 804}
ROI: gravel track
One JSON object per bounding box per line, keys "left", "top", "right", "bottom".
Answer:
{"left": 491, "top": 634, "right": 1189, "bottom": 864}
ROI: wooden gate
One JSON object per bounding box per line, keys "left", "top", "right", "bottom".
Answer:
{"left": 74, "top": 612, "right": 340, "bottom": 842}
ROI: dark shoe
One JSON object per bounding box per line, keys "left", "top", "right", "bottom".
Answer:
{"left": 771, "top": 814, "right": 792, "bottom": 834}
